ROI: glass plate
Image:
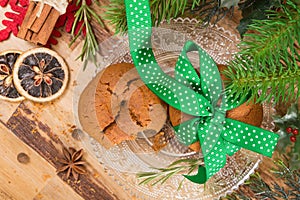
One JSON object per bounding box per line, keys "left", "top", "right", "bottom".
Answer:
{"left": 73, "top": 18, "right": 275, "bottom": 200}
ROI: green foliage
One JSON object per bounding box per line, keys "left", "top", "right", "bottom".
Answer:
{"left": 104, "top": 0, "right": 240, "bottom": 34}
{"left": 237, "top": 0, "right": 281, "bottom": 37}
{"left": 70, "top": 0, "right": 104, "bottom": 68}
{"left": 137, "top": 158, "right": 203, "bottom": 187}
{"left": 273, "top": 103, "right": 300, "bottom": 170}
{"left": 226, "top": 160, "right": 300, "bottom": 199}
{"left": 187, "top": 0, "right": 235, "bottom": 26}
{"left": 104, "top": 0, "right": 193, "bottom": 34}
{"left": 103, "top": 0, "right": 127, "bottom": 34}
{"left": 224, "top": 0, "right": 300, "bottom": 105}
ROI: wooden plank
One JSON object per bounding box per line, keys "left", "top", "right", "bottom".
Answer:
{"left": 0, "top": 122, "right": 56, "bottom": 200}
{"left": 3, "top": 3, "right": 291, "bottom": 199}
{"left": 0, "top": 189, "right": 15, "bottom": 200}
{"left": 33, "top": 176, "right": 83, "bottom": 200}
{"left": 0, "top": 100, "right": 20, "bottom": 123}
{"left": 0, "top": 4, "right": 130, "bottom": 200}
{"left": 6, "top": 102, "right": 121, "bottom": 200}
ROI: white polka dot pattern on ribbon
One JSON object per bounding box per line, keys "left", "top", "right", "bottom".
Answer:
{"left": 124, "top": 0, "right": 279, "bottom": 184}
{"left": 223, "top": 118, "right": 278, "bottom": 157}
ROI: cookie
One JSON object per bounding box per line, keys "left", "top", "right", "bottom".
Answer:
{"left": 92, "top": 63, "right": 167, "bottom": 146}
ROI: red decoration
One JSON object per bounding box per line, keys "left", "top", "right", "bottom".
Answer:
{"left": 0, "top": 0, "right": 90, "bottom": 47}
{"left": 286, "top": 127, "right": 293, "bottom": 133}
{"left": 0, "top": 0, "right": 9, "bottom": 7}
{"left": 290, "top": 135, "right": 297, "bottom": 142}
{"left": 0, "top": 0, "right": 28, "bottom": 42}
{"left": 292, "top": 129, "right": 299, "bottom": 135}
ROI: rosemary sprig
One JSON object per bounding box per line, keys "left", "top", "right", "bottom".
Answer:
{"left": 137, "top": 158, "right": 203, "bottom": 187}
{"left": 70, "top": 0, "right": 104, "bottom": 68}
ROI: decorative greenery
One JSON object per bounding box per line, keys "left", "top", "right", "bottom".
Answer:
{"left": 137, "top": 158, "right": 203, "bottom": 187}
{"left": 224, "top": 159, "right": 300, "bottom": 199}
{"left": 188, "top": 0, "right": 238, "bottom": 26}
{"left": 104, "top": 0, "right": 240, "bottom": 34}
{"left": 224, "top": 0, "right": 300, "bottom": 105}
{"left": 104, "top": 0, "right": 300, "bottom": 105}
{"left": 237, "top": 0, "right": 281, "bottom": 36}
{"left": 105, "top": 0, "right": 190, "bottom": 34}
{"left": 70, "top": 0, "right": 104, "bottom": 67}
{"left": 274, "top": 103, "right": 300, "bottom": 170}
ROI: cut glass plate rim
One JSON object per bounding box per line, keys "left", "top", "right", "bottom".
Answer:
{"left": 73, "top": 17, "right": 276, "bottom": 200}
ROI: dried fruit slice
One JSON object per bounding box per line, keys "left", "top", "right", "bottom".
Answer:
{"left": 0, "top": 50, "right": 25, "bottom": 102}
{"left": 13, "top": 48, "right": 69, "bottom": 103}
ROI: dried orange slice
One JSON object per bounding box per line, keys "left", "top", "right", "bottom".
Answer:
{"left": 0, "top": 50, "right": 25, "bottom": 102}
{"left": 13, "top": 48, "right": 69, "bottom": 103}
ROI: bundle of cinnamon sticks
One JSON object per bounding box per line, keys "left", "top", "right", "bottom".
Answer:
{"left": 18, "top": 1, "right": 60, "bottom": 45}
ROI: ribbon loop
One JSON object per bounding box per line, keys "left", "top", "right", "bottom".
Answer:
{"left": 174, "top": 118, "right": 201, "bottom": 146}
{"left": 124, "top": 0, "right": 279, "bottom": 184}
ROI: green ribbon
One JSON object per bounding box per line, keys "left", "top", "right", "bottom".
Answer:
{"left": 124, "top": 0, "right": 279, "bottom": 184}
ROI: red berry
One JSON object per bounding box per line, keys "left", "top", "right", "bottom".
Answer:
{"left": 290, "top": 135, "right": 297, "bottom": 142}
{"left": 286, "top": 127, "right": 293, "bottom": 133}
{"left": 292, "top": 129, "right": 299, "bottom": 135}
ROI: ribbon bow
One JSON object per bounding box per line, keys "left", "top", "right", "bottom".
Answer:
{"left": 124, "top": 0, "right": 279, "bottom": 184}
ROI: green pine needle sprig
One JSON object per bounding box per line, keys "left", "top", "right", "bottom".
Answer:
{"left": 70, "top": 0, "right": 105, "bottom": 67}
{"left": 104, "top": 0, "right": 239, "bottom": 34}
{"left": 225, "top": 159, "right": 300, "bottom": 200}
{"left": 104, "top": 0, "right": 195, "bottom": 34}
{"left": 103, "top": 0, "right": 127, "bottom": 35}
{"left": 224, "top": 0, "right": 300, "bottom": 104}
{"left": 105, "top": 0, "right": 221, "bottom": 34}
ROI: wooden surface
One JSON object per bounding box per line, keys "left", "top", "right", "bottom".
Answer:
{"left": 0, "top": 4, "right": 287, "bottom": 200}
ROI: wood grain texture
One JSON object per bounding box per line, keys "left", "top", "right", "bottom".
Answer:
{"left": 33, "top": 176, "right": 83, "bottom": 200}
{"left": 0, "top": 122, "right": 56, "bottom": 200}
{"left": 4, "top": 101, "right": 120, "bottom": 200}
{"left": 0, "top": 3, "right": 293, "bottom": 200}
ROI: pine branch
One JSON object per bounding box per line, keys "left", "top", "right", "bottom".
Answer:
{"left": 188, "top": 0, "right": 237, "bottom": 26}
{"left": 103, "top": 0, "right": 127, "bottom": 34}
{"left": 104, "top": 0, "right": 239, "bottom": 34}
{"left": 226, "top": 159, "right": 300, "bottom": 200}
{"left": 104, "top": 0, "right": 191, "bottom": 34}
{"left": 70, "top": 0, "right": 105, "bottom": 68}
{"left": 237, "top": 0, "right": 281, "bottom": 37}
{"left": 224, "top": 0, "right": 300, "bottom": 105}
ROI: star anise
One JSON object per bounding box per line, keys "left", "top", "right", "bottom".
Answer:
{"left": 57, "top": 147, "right": 87, "bottom": 180}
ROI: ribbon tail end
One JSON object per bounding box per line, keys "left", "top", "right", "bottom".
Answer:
{"left": 183, "top": 166, "right": 207, "bottom": 184}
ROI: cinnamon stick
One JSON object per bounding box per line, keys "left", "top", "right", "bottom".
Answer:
{"left": 18, "top": 2, "right": 61, "bottom": 45}
{"left": 33, "top": 7, "right": 60, "bottom": 45}
{"left": 30, "top": 4, "right": 52, "bottom": 33}
{"left": 31, "top": 33, "right": 39, "bottom": 45}
{"left": 25, "top": 30, "right": 33, "bottom": 41}
{"left": 25, "top": 2, "right": 42, "bottom": 30}
{"left": 17, "top": 2, "right": 36, "bottom": 39}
